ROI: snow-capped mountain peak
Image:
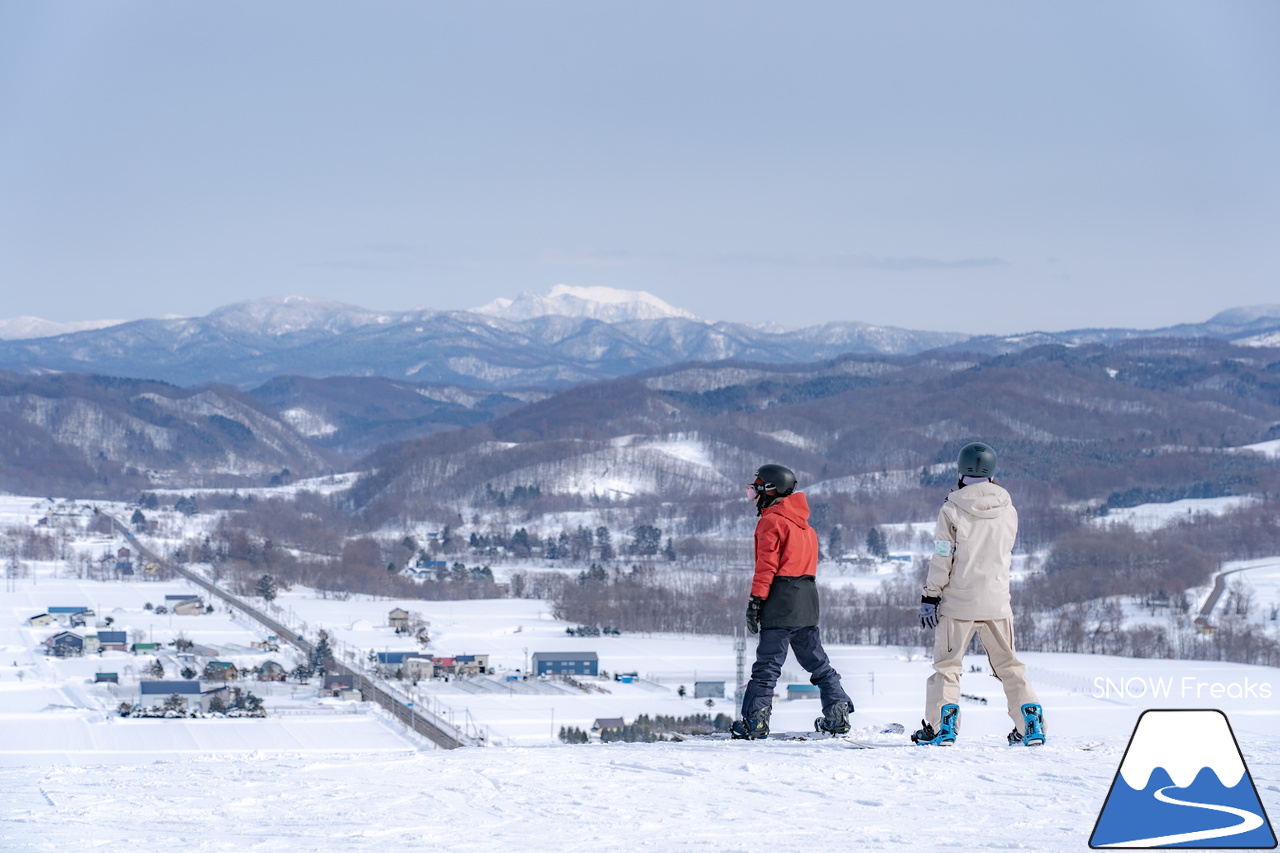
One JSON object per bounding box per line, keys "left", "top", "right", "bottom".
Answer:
{"left": 1207, "top": 304, "right": 1280, "bottom": 327}
{"left": 473, "top": 284, "right": 701, "bottom": 323}
{"left": 0, "top": 316, "right": 127, "bottom": 341}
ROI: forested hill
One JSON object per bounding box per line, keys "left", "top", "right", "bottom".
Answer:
{"left": 350, "top": 337, "right": 1280, "bottom": 536}
{"left": 0, "top": 372, "right": 335, "bottom": 497}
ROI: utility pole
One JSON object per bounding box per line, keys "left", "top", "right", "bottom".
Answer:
{"left": 733, "top": 628, "right": 746, "bottom": 712}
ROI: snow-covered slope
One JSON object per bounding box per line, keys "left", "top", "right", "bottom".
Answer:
{"left": 2, "top": 494, "right": 1279, "bottom": 851}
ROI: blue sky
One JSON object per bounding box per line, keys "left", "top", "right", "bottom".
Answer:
{"left": 1, "top": 2, "right": 1276, "bottom": 334}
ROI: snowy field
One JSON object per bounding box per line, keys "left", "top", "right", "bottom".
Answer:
{"left": 1096, "top": 495, "right": 1260, "bottom": 533}
{"left": 3, "top": 495, "right": 1280, "bottom": 850}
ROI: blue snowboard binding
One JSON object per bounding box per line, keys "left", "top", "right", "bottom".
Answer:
{"left": 1018, "top": 703, "right": 1045, "bottom": 747}
{"left": 911, "top": 703, "right": 958, "bottom": 746}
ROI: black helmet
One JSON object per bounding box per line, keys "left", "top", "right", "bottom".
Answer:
{"left": 957, "top": 442, "right": 997, "bottom": 478}
{"left": 752, "top": 464, "right": 797, "bottom": 497}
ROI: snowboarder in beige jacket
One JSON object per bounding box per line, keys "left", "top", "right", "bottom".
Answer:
{"left": 913, "top": 442, "right": 1045, "bottom": 747}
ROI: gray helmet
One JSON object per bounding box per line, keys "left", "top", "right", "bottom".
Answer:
{"left": 752, "top": 464, "right": 797, "bottom": 497}
{"left": 957, "top": 443, "right": 997, "bottom": 478}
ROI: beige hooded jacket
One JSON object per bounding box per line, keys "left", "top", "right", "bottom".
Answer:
{"left": 924, "top": 480, "right": 1018, "bottom": 621}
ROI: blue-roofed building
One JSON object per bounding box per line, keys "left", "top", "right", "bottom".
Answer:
{"left": 531, "top": 651, "right": 598, "bottom": 677}
{"left": 376, "top": 651, "right": 413, "bottom": 665}
{"left": 139, "top": 680, "right": 226, "bottom": 712}
{"left": 97, "top": 631, "right": 128, "bottom": 651}
{"left": 786, "top": 684, "right": 821, "bottom": 700}
{"left": 140, "top": 680, "right": 202, "bottom": 697}
{"left": 43, "top": 631, "right": 84, "bottom": 656}
{"left": 455, "top": 654, "right": 489, "bottom": 674}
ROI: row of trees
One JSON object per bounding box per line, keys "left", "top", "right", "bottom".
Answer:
{"left": 117, "top": 687, "right": 266, "bottom": 718}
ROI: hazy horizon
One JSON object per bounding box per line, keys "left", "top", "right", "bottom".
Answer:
{"left": 1, "top": 286, "right": 1278, "bottom": 339}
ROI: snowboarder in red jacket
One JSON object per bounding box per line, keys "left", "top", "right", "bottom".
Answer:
{"left": 732, "top": 464, "right": 854, "bottom": 739}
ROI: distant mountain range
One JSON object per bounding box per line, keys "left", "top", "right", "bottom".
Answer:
{"left": 6, "top": 286, "right": 1275, "bottom": 392}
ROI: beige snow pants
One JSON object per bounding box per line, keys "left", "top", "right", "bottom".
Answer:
{"left": 925, "top": 615, "right": 1040, "bottom": 734}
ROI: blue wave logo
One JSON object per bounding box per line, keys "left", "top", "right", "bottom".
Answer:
{"left": 1091, "top": 710, "right": 1276, "bottom": 849}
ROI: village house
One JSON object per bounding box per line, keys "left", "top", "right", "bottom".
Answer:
{"left": 95, "top": 672, "right": 119, "bottom": 684}
{"left": 591, "top": 717, "right": 625, "bottom": 741}
{"left": 166, "top": 594, "right": 205, "bottom": 616}
{"left": 455, "top": 654, "right": 489, "bottom": 675}
{"left": 432, "top": 656, "right": 456, "bottom": 677}
{"left": 323, "top": 674, "right": 355, "bottom": 697}
{"left": 257, "top": 661, "right": 286, "bottom": 681}
{"left": 27, "top": 613, "right": 52, "bottom": 627}
{"left": 694, "top": 681, "right": 725, "bottom": 699}
{"left": 138, "top": 680, "right": 228, "bottom": 712}
{"left": 375, "top": 651, "right": 413, "bottom": 668}
{"left": 203, "top": 661, "right": 239, "bottom": 681}
{"left": 43, "top": 631, "right": 85, "bottom": 656}
{"left": 404, "top": 655, "right": 434, "bottom": 681}
{"left": 48, "top": 606, "right": 92, "bottom": 626}
{"left": 97, "top": 631, "right": 129, "bottom": 652}
{"left": 388, "top": 608, "right": 410, "bottom": 630}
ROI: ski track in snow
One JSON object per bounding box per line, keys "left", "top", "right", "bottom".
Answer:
{"left": 0, "top": 738, "right": 1183, "bottom": 852}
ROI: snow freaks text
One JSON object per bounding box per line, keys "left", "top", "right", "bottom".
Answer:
{"left": 1093, "top": 676, "right": 1273, "bottom": 701}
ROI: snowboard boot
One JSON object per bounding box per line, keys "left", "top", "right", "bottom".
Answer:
{"left": 730, "top": 706, "right": 771, "bottom": 740}
{"left": 815, "top": 701, "right": 853, "bottom": 735}
{"left": 1020, "top": 703, "right": 1045, "bottom": 746}
{"left": 911, "top": 703, "right": 958, "bottom": 746}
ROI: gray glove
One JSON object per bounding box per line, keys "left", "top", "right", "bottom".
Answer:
{"left": 746, "top": 596, "right": 763, "bottom": 635}
{"left": 919, "top": 596, "right": 941, "bottom": 630}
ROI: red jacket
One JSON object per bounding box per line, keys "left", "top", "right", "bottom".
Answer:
{"left": 751, "top": 492, "right": 819, "bottom": 599}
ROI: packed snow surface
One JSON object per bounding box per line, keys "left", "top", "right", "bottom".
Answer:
{"left": 2, "top": 494, "right": 1279, "bottom": 851}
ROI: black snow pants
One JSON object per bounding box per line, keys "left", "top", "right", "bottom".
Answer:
{"left": 741, "top": 625, "right": 851, "bottom": 720}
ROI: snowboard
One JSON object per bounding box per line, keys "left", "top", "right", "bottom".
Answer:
{"left": 671, "top": 723, "right": 906, "bottom": 749}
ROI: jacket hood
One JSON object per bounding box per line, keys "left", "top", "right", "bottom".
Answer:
{"left": 947, "top": 481, "right": 1012, "bottom": 519}
{"left": 762, "top": 492, "right": 811, "bottom": 528}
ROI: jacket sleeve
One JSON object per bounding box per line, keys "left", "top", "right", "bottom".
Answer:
{"left": 751, "top": 517, "right": 782, "bottom": 599}
{"left": 923, "top": 505, "right": 955, "bottom": 599}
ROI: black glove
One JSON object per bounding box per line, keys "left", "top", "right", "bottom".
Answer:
{"left": 919, "top": 596, "right": 941, "bottom": 630}
{"left": 746, "top": 596, "right": 763, "bottom": 635}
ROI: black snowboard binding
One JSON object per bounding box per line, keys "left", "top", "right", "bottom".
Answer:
{"left": 814, "top": 701, "right": 853, "bottom": 735}
{"left": 730, "top": 707, "right": 771, "bottom": 740}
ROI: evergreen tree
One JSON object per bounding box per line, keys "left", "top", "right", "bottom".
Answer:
{"left": 257, "top": 573, "right": 278, "bottom": 603}
{"left": 631, "top": 525, "right": 662, "bottom": 557}
{"left": 311, "top": 630, "right": 334, "bottom": 672}
{"left": 596, "top": 526, "right": 615, "bottom": 560}
{"left": 866, "top": 527, "right": 889, "bottom": 559}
